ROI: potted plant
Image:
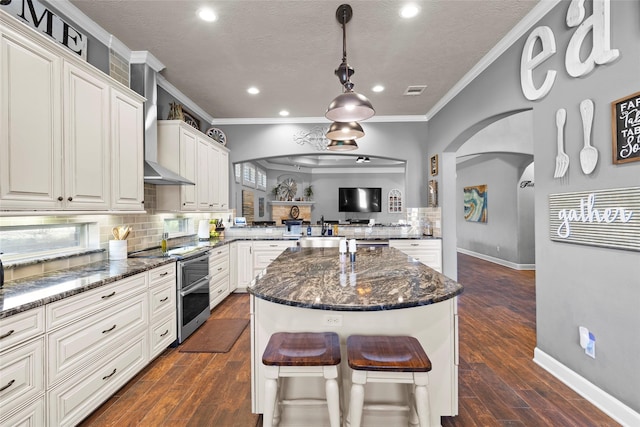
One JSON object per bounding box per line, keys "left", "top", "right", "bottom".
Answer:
{"left": 304, "top": 186, "right": 313, "bottom": 201}
{"left": 272, "top": 184, "right": 282, "bottom": 200}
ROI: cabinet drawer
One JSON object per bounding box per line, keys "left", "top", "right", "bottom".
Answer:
{"left": 252, "top": 241, "right": 296, "bottom": 251}
{"left": 210, "top": 280, "right": 229, "bottom": 310}
{"left": 47, "top": 293, "right": 148, "bottom": 385}
{"left": 210, "top": 258, "right": 229, "bottom": 276}
{"left": 150, "top": 315, "right": 176, "bottom": 359}
{"left": 149, "top": 279, "right": 176, "bottom": 318}
{"left": 0, "top": 308, "right": 44, "bottom": 351}
{"left": 0, "top": 337, "right": 44, "bottom": 416}
{"left": 46, "top": 273, "right": 147, "bottom": 330}
{"left": 208, "top": 245, "right": 229, "bottom": 263}
{"left": 149, "top": 263, "right": 176, "bottom": 286}
{"left": 0, "top": 394, "right": 45, "bottom": 427}
{"left": 47, "top": 332, "right": 147, "bottom": 427}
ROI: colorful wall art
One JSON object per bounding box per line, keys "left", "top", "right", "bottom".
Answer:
{"left": 464, "top": 185, "right": 488, "bottom": 222}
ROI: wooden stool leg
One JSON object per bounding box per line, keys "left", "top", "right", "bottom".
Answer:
{"left": 414, "top": 372, "right": 431, "bottom": 427}
{"left": 324, "top": 366, "right": 341, "bottom": 427}
{"left": 263, "top": 366, "right": 279, "bottom": 427}
{"left": 348, "top": 370, "right": 366, "bottom": 427}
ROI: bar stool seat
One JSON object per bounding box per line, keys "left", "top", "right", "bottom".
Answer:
{"left": 262, "top": 332, "right": 342, "bottom": 427}
{"left": 347, "top": 335, "right": 432, "bottom": 427}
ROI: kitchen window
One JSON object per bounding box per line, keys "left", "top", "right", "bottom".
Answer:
{"left": 0, "top": 223, "right": 92, "bottom": 261}
{"left": 163, "top": 217, "right": 193, "bottom": 237}
{"left": 243, "top": 163, "right": 256, "bottom": 187}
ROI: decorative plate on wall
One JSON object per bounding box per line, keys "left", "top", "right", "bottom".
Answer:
{"left": 290, "top": 205, "right": 300, "bottom": 219}
{"left": 206, "top": 127, "right": 227, "bottom": 146}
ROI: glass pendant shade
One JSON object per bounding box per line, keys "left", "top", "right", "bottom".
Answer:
{"left": 326, "top": 121, "right": 365, "bottom": 140}
{"left": 327, "top": 139, "right": 359, "bottom": 151}
{"left": 325, "top": 90, "right": 375, "bottom": 122}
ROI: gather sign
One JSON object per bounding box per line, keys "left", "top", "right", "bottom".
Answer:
{"left": 549, "top": 187, "right": 639, "bottom": 252}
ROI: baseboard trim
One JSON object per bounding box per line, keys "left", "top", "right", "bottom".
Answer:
{"left": 456, "top": 248, "right": 535, "bottom": 270}
{"left": 534, "top": 348, "right": 640, "bottom": 426}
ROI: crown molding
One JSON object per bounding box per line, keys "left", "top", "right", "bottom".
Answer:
{"left": 156, "top": 74, "right": 215, "bottom": 124}
{"left": 425, "top": 0, "right": 561, "bottom": 120}
{"left": 129, "top": 51, "right": 165, "bottom": 72}
{"left": 211, "top": 114, "right": 426, "bottom": 126}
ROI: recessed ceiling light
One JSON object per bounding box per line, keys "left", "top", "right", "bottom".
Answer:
{"left": 400, "top": 4, "right": 420, "bottom": 19}
{"left": 372, "top": 85, "right": 385, "bottom": 93}
{"left": 279, "top": 110, "right": 290, "bottom": 117}
{"left": 247, "top": 87, "right": 260, "bottom": 95}
{"left": 197, "top": 8, "right": 217, "bottom": 22}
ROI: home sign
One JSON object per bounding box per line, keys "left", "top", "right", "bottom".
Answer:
{"left": 1, "top": 0, "right": 87, "bottom": 59}
{"left": 549, "top": 187, "right": 639, "bottom": 252}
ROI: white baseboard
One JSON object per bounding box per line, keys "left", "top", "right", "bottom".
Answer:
{"left": 534, "top": 348, "right": 640, "bottom": 426}
{"left": 456, "top": 248, "right": 535, "bottom": 270}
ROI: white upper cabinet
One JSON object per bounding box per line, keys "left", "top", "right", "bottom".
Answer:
{"left": 157, "top": 120, "right": 229, "bottom": 212}
{"left": 110, "top": 87, "right": 144, "bottom": 210}
{"left": 0, "top": 23, "right": 62, "bottom": 209}
{"left": 0, "top": 13, "right": 145, "bottom": 212}
{"left": 63, "top": 61, "right": 110, "bottom": 210}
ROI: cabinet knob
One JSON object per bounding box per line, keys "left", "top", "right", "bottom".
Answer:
{"left": 58, "top": 196, "right": 63, "bottom": 201}
{"left": 67, "top": 196, "right": 73, "bottom": 202}
{"left": 141, "top": 200, "right": 144, "bottom": 204}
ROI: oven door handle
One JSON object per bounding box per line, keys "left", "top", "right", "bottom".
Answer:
{"left": 180, "top": 277, "right": 210, "bottom": 297}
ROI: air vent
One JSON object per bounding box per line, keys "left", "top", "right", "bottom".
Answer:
{"left": 403, "top": 85, "right": 427, "bottom": 96}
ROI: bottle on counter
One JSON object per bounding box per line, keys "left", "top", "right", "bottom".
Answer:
{"left": 333, "top": 224, "right": 339, "bottom": 236}
{"left": 348, "top": 239, "right": 357, "bottom": 263}
{"left": 307, "top": 225, "right": 312, "bottom": 236}
{"left": 161, "top": 232, "right": 168, "bottom": 253}
{"left": 339, "top": 239, "right": 347, "bottom": 263}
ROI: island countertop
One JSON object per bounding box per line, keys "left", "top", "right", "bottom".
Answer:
{"left": 248, "top": 246, "right": 463, "bottom": 311}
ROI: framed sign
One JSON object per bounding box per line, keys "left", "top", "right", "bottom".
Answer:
{"left": 549, "top": 187, "right": 639, "bottom": 252}
{"left": 611, "top": 91, "right": 640, "bottom": 164}
{"left": 430, "top": 155, "right": 439, "bottom": 176}
{"left": 428, "top": 180, "right": 438, "bottom": 207}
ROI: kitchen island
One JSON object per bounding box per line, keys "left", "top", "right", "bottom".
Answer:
{"left": 248, "top": 245, "right": 463, "bottom": 427}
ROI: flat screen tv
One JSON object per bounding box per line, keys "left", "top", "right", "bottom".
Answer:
{"left": 338, "top": 187, "right": 382, "bottom": 212}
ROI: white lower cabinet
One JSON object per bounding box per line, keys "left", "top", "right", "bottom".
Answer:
{"left": 47, "top": 332, "right": 148, "bottom": 427}
{"left": 0, "top": 263, "right": 178, "bottom": 426}
{"left": 389, "top": 239, "right": 443, "bottom": 273}
{"left": 209, "top": 246, "right": 230, "bottom": 309}
{"left": 233, "top": 240, "right": 298, "bottom": 293}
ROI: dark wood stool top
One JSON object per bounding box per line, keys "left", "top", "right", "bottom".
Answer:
{"left": 263, "top": 332, "right": 341, "bottom": 367}
{"left": 347, "top": 335, "right": 432, "bottom": 372}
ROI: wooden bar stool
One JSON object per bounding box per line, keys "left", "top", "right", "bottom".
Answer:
{"left": 346, "top": 335, "right": 432, "bottom": 427}
{"left": 262, "top": 332, "right": 342, "bottom": 427}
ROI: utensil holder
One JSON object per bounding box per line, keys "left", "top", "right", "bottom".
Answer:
{"left": 109, "top": 240, "right": 127, "bottom": 260}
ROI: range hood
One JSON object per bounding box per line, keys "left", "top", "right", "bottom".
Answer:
{"left": 130, "top": 53, "right": 195, "bottom": 185}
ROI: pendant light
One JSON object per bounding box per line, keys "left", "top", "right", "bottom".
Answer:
{"left": 327, "top": 139, "right": 359, "bottom": 151}
{"left": 326, "top": 121, "right": 365, "bottom": 141}
{"left": 325, "top": 4, "right": 375, "bottom": 123}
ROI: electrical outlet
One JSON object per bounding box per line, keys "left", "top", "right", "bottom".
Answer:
{"left": 323, "top": 314, "right": 343, "bottom": 327}
{"left": 497, "top": 245, "right": 500, "bottom": 252}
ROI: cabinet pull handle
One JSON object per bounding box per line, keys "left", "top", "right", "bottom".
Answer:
{"left": 0, "top": 379, "right": 16, "bottom": 392}
{"left": 67, "top": 196, "right": 73, "bottom": 202}
{"left": 0, "top": 329, "right": 15, "bottom": 340}
{"left": 411, "top": 243, "right": 419, "bottom": 246}
{"left": 102, "top": 324, "right": 117, "bottom": 334}
{"left": 102, "top": 368, "right": 117, "bottom": 380}
{"left": 160, "top": 329, "right": 169, "bottom": 337}
{"left": 218, "top": 288, "right": 224, "bottom": 294}
{"left": 160, "top": 272, "right": 169, "bottom": 277}
{"left": 101, "top": 291, "right": 116, "bottom": 299}
{"left": 217, "top": 267, "right": 223, "bottom": 271}
{"left": 160, "top": 297, "right": 169, "bottom": 302}
{"left": 269, "top": 244, "right": 278, "bottom": 247}
{"left": 57, "top": 196, "right": 63, "bottom": 201}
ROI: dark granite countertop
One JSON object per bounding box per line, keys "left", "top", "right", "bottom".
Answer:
{"left": 0, "top": 257, "right": 175, "bottom": 319}
{"left": 248, "top": 246, "right": 462, "bottom": 311}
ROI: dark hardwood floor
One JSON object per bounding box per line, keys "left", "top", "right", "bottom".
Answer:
{"left": 80, "top": 253, "right": 619, "bottom": 426}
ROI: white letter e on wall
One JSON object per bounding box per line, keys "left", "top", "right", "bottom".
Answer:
{"left": 520, "top": 26, "right": 557, "bottom": 101}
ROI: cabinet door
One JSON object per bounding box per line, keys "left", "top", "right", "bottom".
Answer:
{"left": 217, "top": 148, "right": 229, "bottom": 209}
{"left": 0, "top": 26, "right": 62, "bottom": 209}
{"left": 208, "top": 143, "right": 221, "bottom": 209}
{"left": 197, "top": 137, "right": 213, "bottom": 210}
{"left": 236, "top": 242, "right": 254, "bottom": 292}
{"left": 180, "top": 127, "right": 197, "bottom": 211}
{"left": 111, "top": 87, "right": 144, "bottom": 210}
{"left": 63, "top": 61, "right": 110, "bottom": 210}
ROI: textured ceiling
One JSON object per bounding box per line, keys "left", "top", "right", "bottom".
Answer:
{"left": 68, "top": 0, "right": 539, "bottom": 121}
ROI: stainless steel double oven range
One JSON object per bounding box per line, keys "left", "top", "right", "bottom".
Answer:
{"left": 130, "top": 245, "right": 210, "bottom": 344}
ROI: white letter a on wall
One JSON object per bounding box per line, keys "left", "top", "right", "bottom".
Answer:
{"left": 565, "top": 0, "right": 619, "bottom": 77}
